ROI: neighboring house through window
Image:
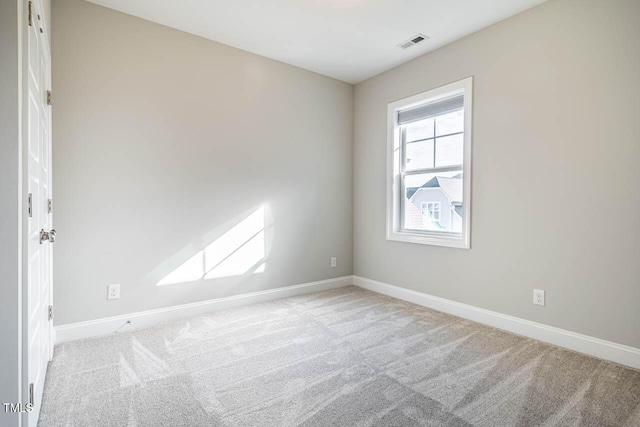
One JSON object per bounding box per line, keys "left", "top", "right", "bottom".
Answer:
{"left": 386, "top": 77, "right": 472, "bottom": 248}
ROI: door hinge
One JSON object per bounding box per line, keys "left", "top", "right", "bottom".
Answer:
{"left": 28, "top": 193, "right": 33, "bottom": 217}
{"left": 28, "top": 383, "right": 34, "bottom": 405}
{"left": 48, "top": 198, "right": 52, "bottom": 213}
{"left": 47, "top": 90, "right": 52, "bottom": 106}
{"left": 48, "top": 305, "right": 53, "bottom": 321}
{"left": 28, "top": 1, "right": 33, "bottom": 27}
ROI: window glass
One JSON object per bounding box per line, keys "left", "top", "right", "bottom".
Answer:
{"left": 405, "top": 118, "right": 434, "bottom": 142}
{"left": 403, "top": 171, "right": 463, "bottom": 233}
{"left": 405, "top": 139, "right": 434, "bottom": 170}
{"left": 435, "top": 134, "right": 464, "bottom": 167}
{"left": 436, "top": 110, "right": 464, "bottom": 136}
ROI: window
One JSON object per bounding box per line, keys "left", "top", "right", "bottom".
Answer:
{"left": 421, "top": 202, "right": 441, "bottom": 221}
{"left": 387, "top": 77, "right": 472, "bottom": 248}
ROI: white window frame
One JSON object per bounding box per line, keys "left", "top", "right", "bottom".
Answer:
{"left": 386, "top": 77, "right": 472, "bottom": 249}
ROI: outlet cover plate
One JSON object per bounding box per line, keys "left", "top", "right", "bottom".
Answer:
{"left": 107, "top": 284, "right": 120, "bottom": 300}
{"left": 533, "top": 289, "right": 545, "bottom": 306}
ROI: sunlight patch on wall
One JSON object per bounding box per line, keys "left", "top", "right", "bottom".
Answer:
{"left": 157, "top": 207, "right": 266, "bottom": 286}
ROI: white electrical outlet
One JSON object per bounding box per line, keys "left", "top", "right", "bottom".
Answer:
{"left": 533, "top": 289, "right": 545, "bottom": 306}
{"left": 107, "top": 284, "right": 120, "bottom": 300}
{"left": 331, "top": 257, "right": 337, "bottom": 268}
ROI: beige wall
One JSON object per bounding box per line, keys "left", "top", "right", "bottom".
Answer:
{"left": 53, "top": 0, "right": 640, "bottom": 348}
{"left": 354, "top": 0, "right": 640, "bottom": 348}
{"left": 52, "top": 0, "right": 353, "bottom": 325}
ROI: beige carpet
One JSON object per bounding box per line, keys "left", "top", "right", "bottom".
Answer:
{"left": 39, "top": 286, "right": 640, "bottom": 426}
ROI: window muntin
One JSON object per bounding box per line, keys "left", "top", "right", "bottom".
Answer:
{"left": 387, "top": 77, "right": 472, "bottom": 248}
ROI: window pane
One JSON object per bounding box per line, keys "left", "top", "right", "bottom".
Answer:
{"left": 435, "top": 134, "right": 463, "bottom": 167}
{"left": 405, "top": 118, "right": 434, "bottom": 142}
{"left": 436, "top": 110, "right": 463, "bottom": 136}
{"left": 403, "top": 171, "right": 463, "bottom": 233}
{"left": 405, "top": 139, "right": 434, "bottom": 171}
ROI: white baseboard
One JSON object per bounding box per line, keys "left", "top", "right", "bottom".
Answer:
{"left": 55, "top": 276, "right": 353, "bottom": 344}
{"left": 354, "top": 276, "right": 640, "bottom": 370}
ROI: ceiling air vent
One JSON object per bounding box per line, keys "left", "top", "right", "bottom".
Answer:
{"left": 398, "top": 34, "right": 429, "bottom": 50}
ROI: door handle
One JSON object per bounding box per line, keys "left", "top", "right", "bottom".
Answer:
{"left": 40, "top": 229, "right": 56, "bottom": 244}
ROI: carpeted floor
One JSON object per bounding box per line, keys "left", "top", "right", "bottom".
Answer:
{"left": 39, "top": 286, "right": 640, "bottom": 426}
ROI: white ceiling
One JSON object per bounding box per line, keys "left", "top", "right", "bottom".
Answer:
{"left": 86, "top": 0, "right": 546, "bottom": 84}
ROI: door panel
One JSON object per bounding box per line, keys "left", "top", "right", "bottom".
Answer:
{"left": 25, "top": 1, "right": 52, "bottom": 426}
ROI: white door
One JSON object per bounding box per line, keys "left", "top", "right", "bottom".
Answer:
{"left": 25, "top": 0, "right": 53, "bottom": 425}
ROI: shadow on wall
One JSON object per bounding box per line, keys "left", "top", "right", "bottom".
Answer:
{"left": 155, "top": 205, "right": 271, "bottom": 286}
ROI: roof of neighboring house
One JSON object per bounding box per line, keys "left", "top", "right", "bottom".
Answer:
{"left": 407, "top": 175, "right": 463, "bottom": 203}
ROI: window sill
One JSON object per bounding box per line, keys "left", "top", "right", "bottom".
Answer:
{"left": 386, "top": 230, "right": 470, "bottom": 249}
